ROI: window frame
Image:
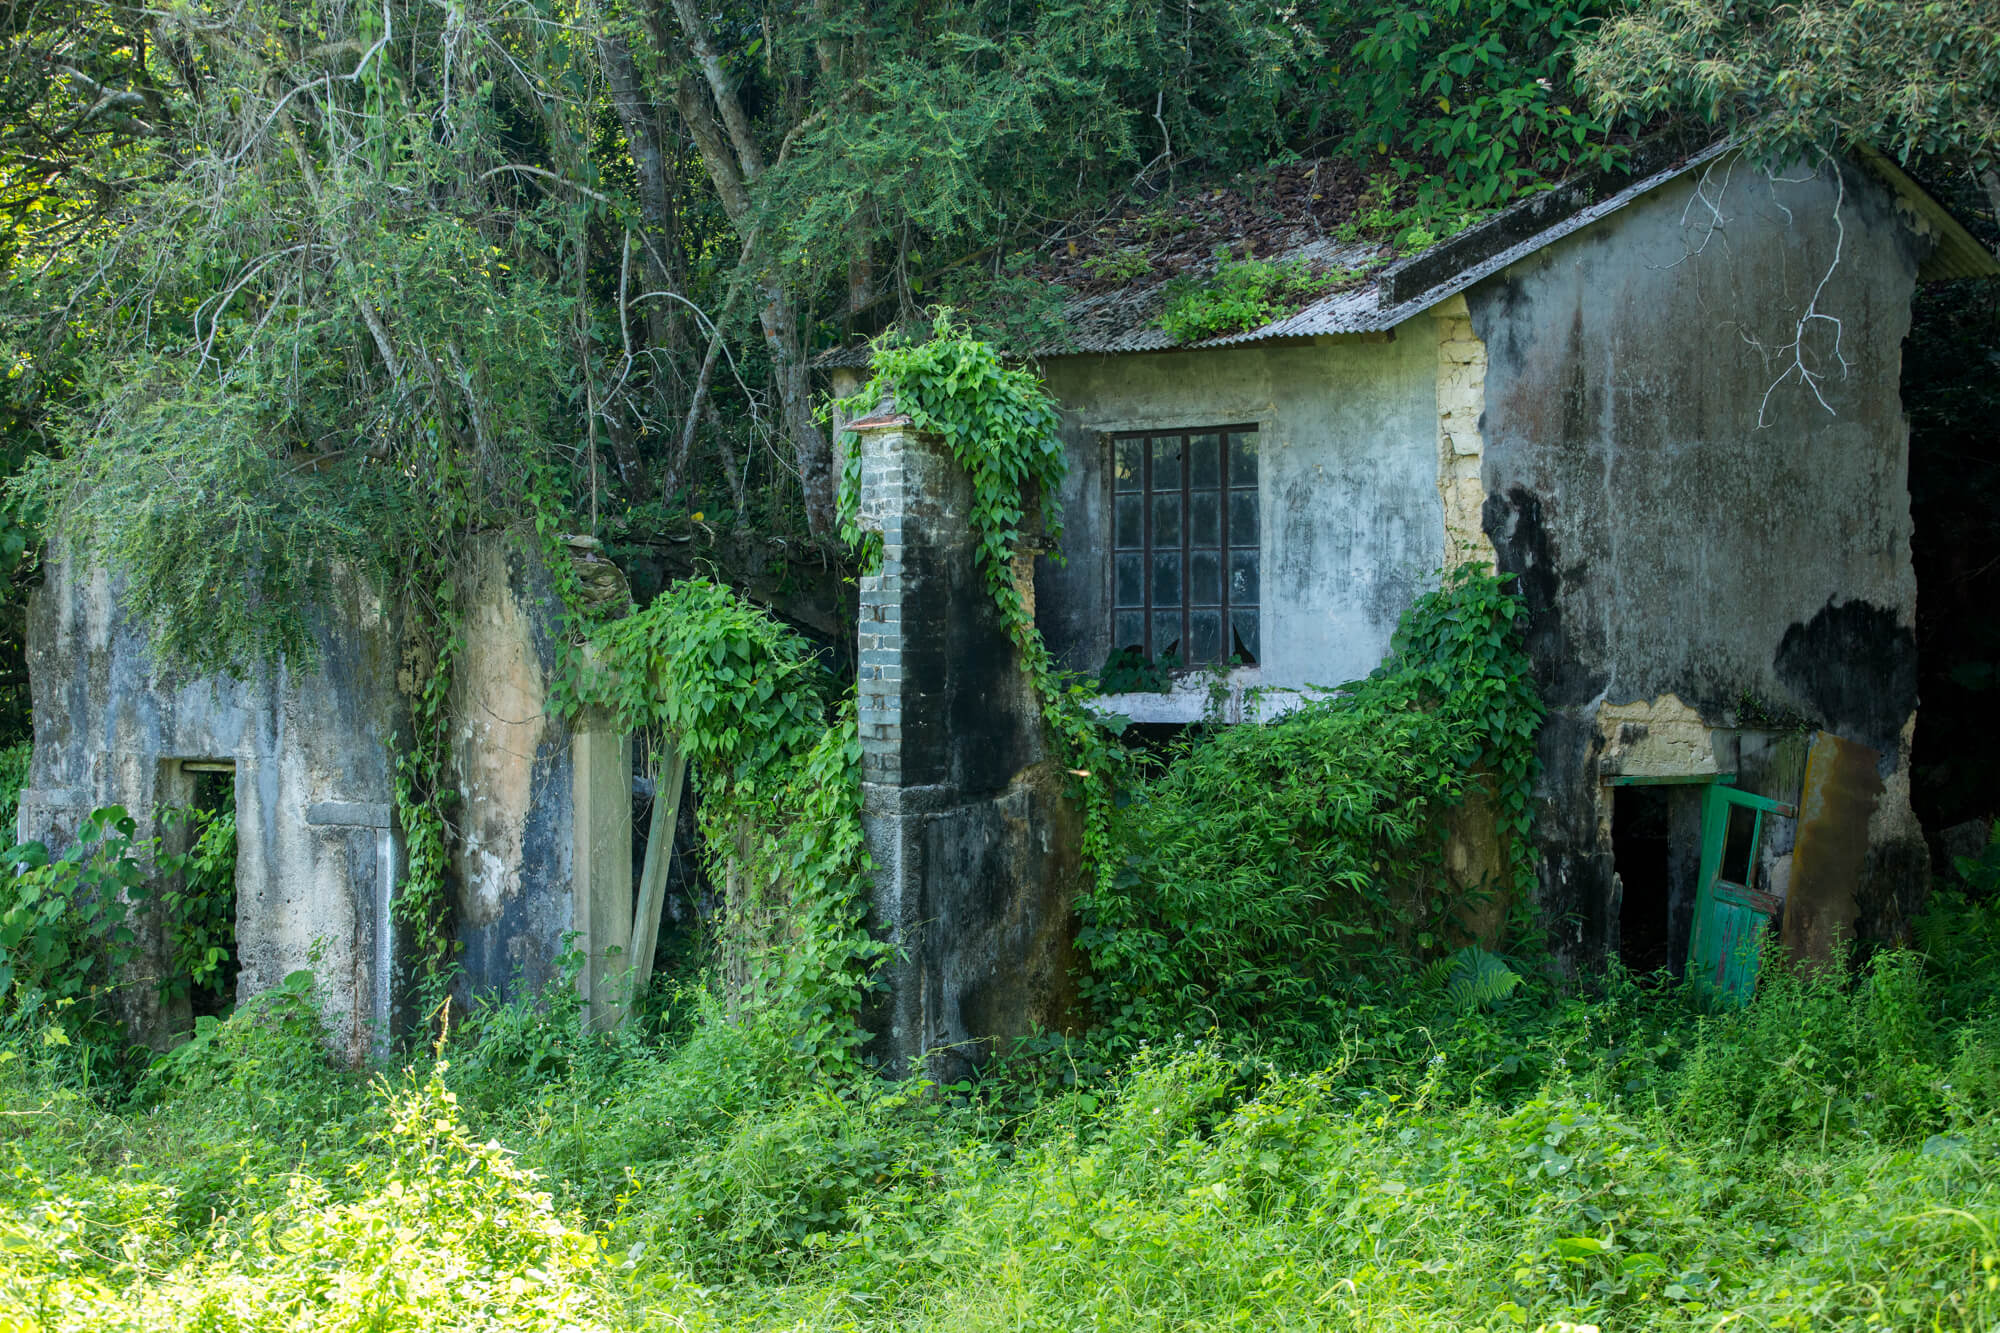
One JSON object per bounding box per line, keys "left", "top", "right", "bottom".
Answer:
{"left": 1107, "top": 423, "right": 1260, "bottom": 667}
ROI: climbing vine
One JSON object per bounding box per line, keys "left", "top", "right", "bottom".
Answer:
{"left": 838, "top": 313, "right": 1124, "bottom": 897}
{"left": 1076, "top": 563, "right": 1544, "bottom": 1054}
{"left": 561, "top": 580, "right": 887, "bottom": 1073}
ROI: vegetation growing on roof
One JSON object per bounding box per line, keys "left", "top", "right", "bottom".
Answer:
{"left": 1159, "top": 255, "right": 1354, "bottom": 342}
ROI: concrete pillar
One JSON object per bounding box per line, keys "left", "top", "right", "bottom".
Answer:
{"left": 849, "top": 406, "right": 1083, "bottom": 1079}
{"left": 570, "top": 717, "right": 631, "bottom": 1030}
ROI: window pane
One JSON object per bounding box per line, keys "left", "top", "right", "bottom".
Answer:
{"left": 1230, "top": 609, "right": 1260, "bottom": 664}
{"left": 1190, "top": 491, "right": 1219, "bottom": 546}
{"left": 1114, "top": 494, "right": 1144, "bottom": 549}
{"left": 1229, "top": 489, "right": 1258, "bottom": 546}
{"left": 1227, "top": 432, "right": 1258, "bottom": 486}
{"left": 1115, "top": 553, "right": 1145, "bottom": 608}
{"left": 1189, "top": 549, "right": 1220, "bottom": 605}
{"left": 1229, "top": 548, "right": 1260, "bottom": 606}
{"left": 1152, "top": 611, "right": 1183, "bottom": 661}
{"left": 1188, "top": 610, "right": 1222, "bottom": 664}
{"left": 1150, "top": 551, "right": 1182, "bottom": 607}
{"left": 1149, "top": 436, "right": 1181, "bottom": 487}
{"left": 1189, "top": 435, "right": 1220, "bottom": 488}
{"left": 1151, "top": 492, "right": 1182, "bottom": 545}
{"left": 1114, "top": 611, "right": 1145, "bottom": 653}
{"left": 1115, "top": 438, "right": 1143, "bottom": 492}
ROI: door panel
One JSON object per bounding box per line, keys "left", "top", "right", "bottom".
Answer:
{"left": 1689, "top": 783, "right": 1795, "bottom": 1006}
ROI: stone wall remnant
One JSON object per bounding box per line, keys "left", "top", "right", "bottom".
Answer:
{"left": 850, "top": 407, "right": 1082, "bottom": 1079}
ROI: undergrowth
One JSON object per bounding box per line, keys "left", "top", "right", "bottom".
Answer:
{"left": 4, "top": 877, "right": 1998, "bottom": 1330}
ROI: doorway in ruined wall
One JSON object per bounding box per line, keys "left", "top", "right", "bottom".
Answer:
{"left": 628, "top": 742, "right": 707, "bottom": 1007}
{"left": 1610, "top": 777, "right": 1708, "bottom": 978}
{"left": 1611, "top": 771, "right": 1798, "bottom": 1002}
{"left": 157, "top": 759, "right": 240, "bottom": 1022}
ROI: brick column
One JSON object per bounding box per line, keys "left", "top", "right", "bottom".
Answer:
{"left": 848, "top": 405, "right": 1082, "bottom": 1079}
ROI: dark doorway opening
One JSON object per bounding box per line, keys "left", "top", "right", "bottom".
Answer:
{"left": 1611, "top": 781, "right": 1708, "bottom": 978}
{"left": 1613, "top": 785, "right": 1674, "bottom": 975}
{"left": 1900, "top": 165, "right": 2000, "bottom": 864}
{"left": 160, "top": 760, "right": 239, "bottom": 1023}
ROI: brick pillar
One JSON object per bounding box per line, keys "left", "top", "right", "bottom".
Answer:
{"left": 849, "top": 406, "right": 1082, "bottom": 1078}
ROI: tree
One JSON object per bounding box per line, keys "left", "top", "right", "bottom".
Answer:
{"left": 1573, "top": 0, "right": 2000, "bottom": 215}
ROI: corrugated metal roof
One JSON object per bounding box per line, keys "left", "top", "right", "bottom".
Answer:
{"left": 1852, "top": 144, "right": 2000, "bottom": 282}
{"left": 815, "top": 138, "right": 1996, "bottom": 371}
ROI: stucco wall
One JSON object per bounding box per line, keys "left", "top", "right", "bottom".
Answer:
{"left": 20, "top": 561, "right": 403, "bottom": 1058}
{"left": 1034, "top": 336, "right": 1444, "bottom": 715}
{"left": 20, "top": 532, "right": 622, "bottom": 1053}
{"left": 448, "top": 532, "right": 582, "bottom": 1007}
{"left": 1468, "top": 155, "right": 1931, "bottom": 965}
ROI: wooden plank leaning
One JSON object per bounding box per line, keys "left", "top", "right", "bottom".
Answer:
{"left": 629, "top": 745, "right": 689, "bottom": 997}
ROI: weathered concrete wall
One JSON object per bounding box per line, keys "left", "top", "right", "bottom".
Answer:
{"left": 22, "top": 532, "right": 631, "bottom": 1052}
{"left": 449, "top": 530, "right": 633, "bottom": 1019}
{"left": 1469, "top": 155, "right": 1932, "bottom": 968}
{"left": 448, "top": 532, "right": 575, "bottom": 1007}
{"left": 1034, "top": 335, "right": 1443, "bottom": 718}
{"left": 854, "top": 413, "right": 1082, "bottom": 1078}
{"left": 20, "top": 560, "right": 403, "bottom": 1058}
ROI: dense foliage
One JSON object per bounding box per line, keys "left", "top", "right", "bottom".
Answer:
{"left": 1574, "top": 0, "right": 2000, "bottom": 182}
{"left": 1314, "top": 0, "right": 1626, "bottom": 205}
{"left": 1080, "top": 565, "right": 1542, "bottom": 1052}
{"left": 569, "top": 578, "right": 884, "bottom": 1066}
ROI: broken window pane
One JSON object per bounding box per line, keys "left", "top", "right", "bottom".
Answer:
{"left": 1115, "top": 438, "right": 1143, "bottom": 491}
{"left": 1152, "top": 611, "right": 1183, "bottom": 661}
{"left": 1231, "top": 609, "right": 1260, "bottom": 664}
{"left": 1115, "top": 611, "right": 1144, "bottom": 651}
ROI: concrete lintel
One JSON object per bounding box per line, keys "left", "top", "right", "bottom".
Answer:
{"left": 306, "top": 801, "right": 393, "bottom": 828}
{"left": 18, "top": 786, "right": 90, "bottom": 810}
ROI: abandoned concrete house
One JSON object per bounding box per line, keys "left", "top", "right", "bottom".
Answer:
{"left": 16, "top": 137, "right": 1997, "bottom": 1065}
{"left": 828, "top": 139, "right": 1999, "bottom": 1050}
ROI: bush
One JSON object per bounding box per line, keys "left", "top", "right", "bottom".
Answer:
{"left": 1160, "top": 255, "right": 1343, "bottom": 342}
{"left": 1078, "top": 565, "right": 1542, "bottom": 1054}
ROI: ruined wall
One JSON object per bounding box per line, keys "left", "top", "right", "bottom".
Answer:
{"left": 20, "top": 560, "right": 403, "bottom": 1058}
{"left": 448, "top": 532, "right": 578, "bottom": 1006}
{"left": 853, "top": 413, "right": 1082, "bottom": 1078}
{"left": 1034, "top": 336, "right": 1443, "bottom": 719}
{"left": 20, "top": 533, "right": 629, "bottom": 1052}
{"left": 1469, "top": 156, "right": 1932, "bottom": 967}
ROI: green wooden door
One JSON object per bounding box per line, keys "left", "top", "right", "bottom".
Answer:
{"left": 1688, "top": 783, "right": 1795, "bottom": 1006}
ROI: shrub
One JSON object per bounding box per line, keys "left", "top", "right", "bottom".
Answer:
{"left": 1077, "top": 565, "right": 1542, "bottom": 1054}
{"left": 1159, "top": 255, "right": 1345, "bottom": 342}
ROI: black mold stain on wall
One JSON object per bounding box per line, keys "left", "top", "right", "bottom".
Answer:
{"left": 1483, "top": 485, "right": 1608, "bottom": 708}
{"left": 1773, "top": 599, "right": 1918, "bottom": 757}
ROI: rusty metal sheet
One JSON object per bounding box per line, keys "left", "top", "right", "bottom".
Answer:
{"left": 1784, "top": 731, "right": 1883, "bottom": 963}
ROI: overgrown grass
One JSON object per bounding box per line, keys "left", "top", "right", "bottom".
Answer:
{"left": 4, "top": 883, "right": 1999, "bottom": 1330}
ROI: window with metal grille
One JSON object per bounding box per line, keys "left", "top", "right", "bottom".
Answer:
{"left": 1110, "top": 426, "right": 1259, "bottom": 666}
